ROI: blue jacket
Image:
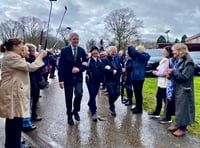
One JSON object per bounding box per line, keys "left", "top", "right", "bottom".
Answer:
{"left": 128, "top": 46, "right": 150, "bottom": 80}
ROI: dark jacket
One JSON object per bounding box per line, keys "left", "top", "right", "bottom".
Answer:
{"left": 103, "top": 55, "right": 121, "bottom": 83}
{"left": 172, "top": 57, "right": 195, "bottom": 126}
{"left": 26, "top": 56, "right": 41, "bottom": 96}
{"left": 128, "top": 46, "right": 150, "bottom": 80}
{"left": 124, "top": 58, "right": 133, "bottom": 83}
{"left": 58, "top": 45, "right": 87, "bottom": 84}
{"left": 86, "top": 57, "right": 103, "bottom": 83}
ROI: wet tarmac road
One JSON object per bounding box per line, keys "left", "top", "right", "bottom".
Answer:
{"left": 1, "top": 77, "right": 200, "bottom": 148}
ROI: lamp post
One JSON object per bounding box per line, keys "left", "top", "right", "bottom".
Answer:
{"left": 53, "top": 26, "right": 72, "bottom": 48}
{"left": 44, "top": 0, "right": 57, "bottom": 50}
{"left": 52, "top": 6, "right": 69, "bottom": 49}
{"left": 165, "top": 30, "right": 170, "bottom": 43}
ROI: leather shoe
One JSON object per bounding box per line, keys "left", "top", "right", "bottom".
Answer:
{"left": 74, "top": 112, "right": 80, "bottom": 121}
{"left": 110, "top": 109, "right": 116, "bottom": 117}
{"left": 173, "top": 129, "right": 186, "bottom": 137}
{"left": 21, "top": 143, "right": 31, "bottom": 148}
{"left": 22, "top": 124, "right": 37, "bottom": 132}
{"left": 32, "top": 116, "right": 42, "bottom": 122}
{"left": 131, "top": 106, "right": 137, "bottom": 111}
{"left": 68, "top": 118, "right": 74, "bottom": 125}
{"left": 132, "top": 109, "right": 143, "bottom": 114}
{"left": 168, "top": 126, "right": 178, "bottom": 132}
{"left": 125, "top": 101, "right": 132, "bottom": 106}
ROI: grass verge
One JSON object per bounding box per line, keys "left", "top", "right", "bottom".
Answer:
{"left": 142, "top": 76, "right": 200, "bottom": 137}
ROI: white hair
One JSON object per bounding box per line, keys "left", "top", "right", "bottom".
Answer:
{"left": 136, "top": 45, "right": 145, "bottom": 53}
{"left": 107, "top": 46, "right": 117, "bottom": 53}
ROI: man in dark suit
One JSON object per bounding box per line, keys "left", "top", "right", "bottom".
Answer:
{"left": 58, "top": 32, "right": 88, "bottom": 125}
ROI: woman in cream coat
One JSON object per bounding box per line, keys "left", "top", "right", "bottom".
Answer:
{"left": 0, "top": 38, "right": 47, "bottom": 148}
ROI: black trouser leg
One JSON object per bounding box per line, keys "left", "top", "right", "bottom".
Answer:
{"left": 31, "top": 87, "right": 40, "bottom": 118}
{"left": 87, "top": 82, "right": 100, "bottom": 114}
{"left": 64, "top": 84, "right": 73, "bottom": 118}
{"left": 5, "top": 117, "right": 23, "bottom": 148}
{"left": 132, "top": 80, "right": 144, "bottom": 110}
{"left": 164, "top": 98, "right": 175, "bottom": 120}
{"left": 126, "top": 88, "right": 133, "bottom": 103}
{"left": 154, "top": 87, "right": 166, "bottom": 115}
{"left": 107, "top": 83, "right": 120, "bottom": 111}
{"left": 73, "top": 82, "right": 83, "bottom": 113}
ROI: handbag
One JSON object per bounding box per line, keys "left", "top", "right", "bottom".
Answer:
{"left": 38, "top": 77, "right": 48, "bottom": 89}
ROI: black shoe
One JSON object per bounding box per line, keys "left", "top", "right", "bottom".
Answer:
{"left": 110, "top": 109, "right": 116, "bottom": 117}
{"left": 49, "top": 75, "right": 56, "bottom": 79}
{"left": 68, "top": 118, "right": 74, "bottom": 125}
{"left": 132, "top": 109, "right": 143, "bottom": 114}
{"left": 22, "top": 124, "right": 37, "bottom": 132}
{"left": 125, "top": 100, "right": 132, "bottom": 106}
{"left": 159, "top": 117, "right": 172, "bottom": 124}
{"left": 32, "top": 116, "right": 42, "bottom": 122}
{"left": 92, "top": 113, "right": 98, "bottom": 122}
{"left": 21, "top": 143, "right": 31, "bottom": 148}
{"left": 74, "top": 112, "right": 80, "bottom": 121}
{"left": 148, "top": 112, "right": 160, "bottom": 118}
{"left": 122, "top": 99, "right": 128, "bottom": 104}
{"left": 131, "top": 106, "right": 137, "bottom": 111}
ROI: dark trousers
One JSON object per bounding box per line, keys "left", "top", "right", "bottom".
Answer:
{"left": 106, "top": 82, "right": 120, "bottom": 111}
{"left": 154, "top": 87, "right": 166, "bottom": 115}
{"left": 179, "top": 125, "right": 187, "bottom": 131}
{"left": 5, "top": 117, "right": 23, "bottom": 148}
{"left": 126, "top": 88, "right": 133, "bottom": 102}
{"left": 42, "top": 73, "right": 49, "bottom": 82}
{"left": 164, "top": 98, "right": 175, "bottom": 120}
{"left": 86, "top": 81, "right": 100, "bottom": 114}
{"left": 64, "top": 82, "right": 83, "bottom": 118}
{"left": 50, "top": 66, "right": 56, "bottom": 78}
{"left": 31, "top": 87, "right": 40, "bottom": 119}
{"left": 132, "top": 80, "right": 144, "bottom": 110}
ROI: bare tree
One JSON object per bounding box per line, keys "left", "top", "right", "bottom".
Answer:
{"left": 0, "top": 19, "right": 23, "bottom": 41}
{"left": 86, "top": 39, "right": 97, "bottom": 51}
{"left": 104, "top": 8, "right": 143, "bottom": 51}
{"left": 18, "top": 16, "right": 47, "bottom": 45}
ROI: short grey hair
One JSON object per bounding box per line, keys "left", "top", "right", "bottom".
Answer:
{"left": 69, "top": 32, "right": 79, "bottom": 40}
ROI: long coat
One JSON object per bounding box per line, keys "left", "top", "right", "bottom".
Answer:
{"left": 0, "top": 51, "right": 44, "bottom": 119}
{"left": 173, "top": 57, "right": 195, "bottom": 126}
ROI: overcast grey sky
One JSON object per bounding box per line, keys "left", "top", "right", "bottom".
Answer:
{"left": 0, "top": 0, "right": 200, "bottom": 48}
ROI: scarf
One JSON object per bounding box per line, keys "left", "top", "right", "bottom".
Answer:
{"left": 166, "top": 58, "right": 182, "bottom": 100}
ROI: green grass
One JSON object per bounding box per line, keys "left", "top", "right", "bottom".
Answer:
{"left": 142, "top": 76, "right": 200, "bottom": 137}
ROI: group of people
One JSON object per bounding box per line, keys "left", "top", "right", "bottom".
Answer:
{"left": 58, "top": 32, "right": 195, "bottom": 138}
{"left": 0, "top": 32, "right": 196, "bottom": 147}
{"left": 57, "top": 32, "right": 151, "bottom": 125}
{"left": 148, "top": 44, "right": 195, "bottom": 137}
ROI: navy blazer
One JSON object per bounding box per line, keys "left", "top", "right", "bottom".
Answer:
{"left": 58, "top": 45, "right": 87, "bottom": 84}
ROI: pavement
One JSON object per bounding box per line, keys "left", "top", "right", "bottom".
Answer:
{"left": 1, "top": 75, "right": 200, "bottom": 148}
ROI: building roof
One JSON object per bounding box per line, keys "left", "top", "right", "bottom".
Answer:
{"left": 186, "top": 33, "right": 200, "bottom": 41}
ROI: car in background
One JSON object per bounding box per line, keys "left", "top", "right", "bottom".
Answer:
{"left": 189, "top": 51, "right": 200, "bottom": 76}
{"left": 145, "top": 48, "right": 163, "bottom": 77}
